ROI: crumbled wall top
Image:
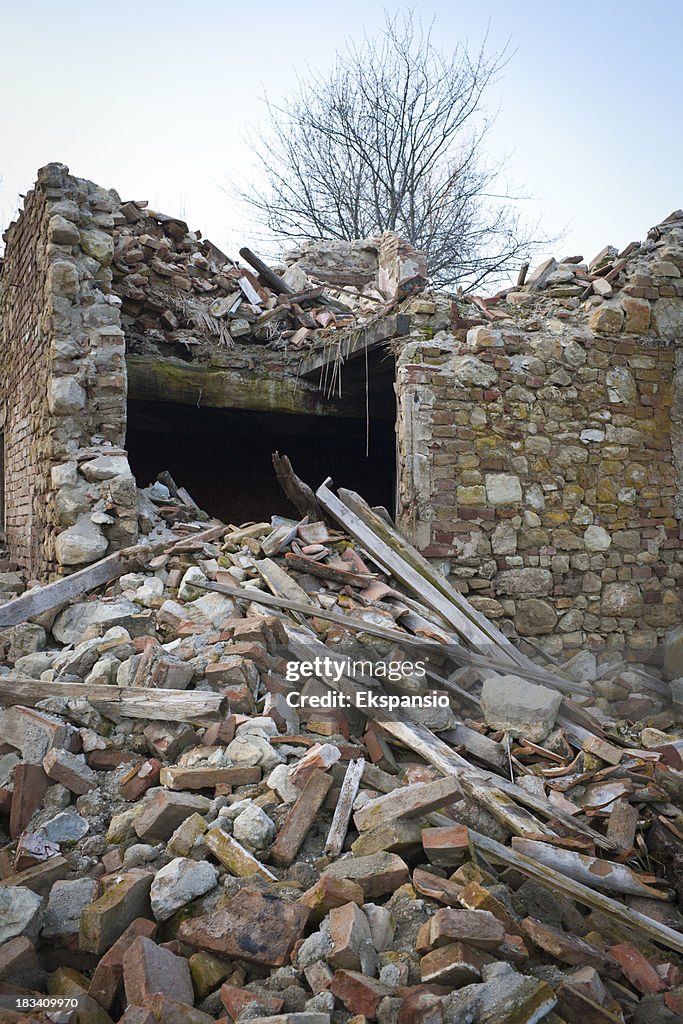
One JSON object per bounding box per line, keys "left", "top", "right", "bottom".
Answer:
{"left": 441, "top": 209, "right": 683, "bottom": 345}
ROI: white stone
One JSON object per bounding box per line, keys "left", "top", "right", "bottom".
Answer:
{"left": 52, "top": 597, "right": 140, "bottom": 645}
{"left": 38, "top": 810, "right": 89, "bottom": 843}
{"left": 485, "top": 474, "right": 522, "bottom": 505}
{"left": 51, "top": 462, "right": 78, "bottom": 487}
{"left": 580, "top": 429, "right": 605, "bottom": 443}
{"left": 150, "top": 857, "right": 218, "bottom": 922}
{"left": 135, "top": 577, "right": 165, "bottom": 607}
{"left": 233, "top": 803, "right": 276, "bottom": 852}
{"left": 450, "top": 355, "right": 498, "bottom": 388}
{"left": 226, "top": 733, "right": 283, "bottom": 771}
{"left": 481, "top": 675, "right": 562, "bottom": 742}
{"left": 80, "top": 455, "right": 133, "bottom": 482}
{"left": 606, "top": 366, "right": 637, "bottom": 404}
{"left": 178, "top": 566, "right": 209, "bottom": 601}
{"left": 267, "top": 763, "right": 301, "bottom": 804}
{"left": 0, "top": 888, "right": 43, "bottom": 945}
{"left": 49, "top": 377, "right": 86, "bottom": 415}
{"left": 42, "top": 878, "right": 98, "bottom": 936}
{"left": 55, "top": 515, "right": 108, "bottom": 566}
{"left": 584, "top": 525, "right": 611, "bottom": 552}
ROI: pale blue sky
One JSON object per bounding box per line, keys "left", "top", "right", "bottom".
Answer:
{"left": 1, "top": 0, "right": 681, "bottom": 279}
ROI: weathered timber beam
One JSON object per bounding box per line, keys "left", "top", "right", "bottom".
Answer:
{"left": 297, "top": 314, "right": 411, "bottom": 379}
{"left": 126, "top": 355, "right": 369, "bottom": 419}
{"left": 0, "top": 681, "right": 227, "bottom": 724}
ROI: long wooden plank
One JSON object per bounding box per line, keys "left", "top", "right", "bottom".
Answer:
{"left": 316, "top": 483, "right": 585, "bottom": 697}
{"left": 0, "top": 525, "right": 228, "bottom": 631}
{"left": 0, "top": 542, "right": 157, "bottom": 630}
{"left": 285, "top": 628, "right": 612, "bottom": 850}
{"left": 0, "top": 680, "right": 227, "bottom": 724}
{"left": 192, "top": 580, "right": 586, "bottom": 698}
{"left": 324, "top": 757, "right": 365, "bottom": 858}
{"left": 469, "top": 829, "right": 683, "bottom": 955}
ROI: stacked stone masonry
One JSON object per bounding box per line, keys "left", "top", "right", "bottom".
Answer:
{"left": 1, "top": 163, "right": 682, "bottom": 663}
{"left": 0, "top": 164, "right": 137, "bottom": 577}
{"left": 395, "top": 211, "right": 683, "bottom": 661}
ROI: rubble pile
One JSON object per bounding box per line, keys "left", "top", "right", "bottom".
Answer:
{"left": 468, "top": 209, "right": 683, "bottom": 319}
{"left": 0, "top": 480, "right": 683, "bottom": 1024}
{"left": 111, "top": 202, "right": 392, "bottom": 354}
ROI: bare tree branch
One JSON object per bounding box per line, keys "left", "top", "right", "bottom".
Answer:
{"left": 233, "top": 12, "right": 552, "bottom": 290}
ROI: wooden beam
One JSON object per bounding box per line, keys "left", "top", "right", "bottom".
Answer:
{"left": 0, "top": 680, "right": 227, "bottom": 724}
{"left": 126, "top": 355, "right": 369, "bottom": 419}
{"left": 0, "top": 542, "right": 157, "bottom": 630}
{"left": 469, "top": 830, "right": 683, "bottom": 956}
{"left": 324, "top": 758, "right": 365, "bottom": 858}
{"left": 0, "top": 526, "right": 227, "bottom": 631}
{"left": 297, "top": 314, "right": 410, "bottom": 379}
{"left": 239, "top": 247, "right": 293, "bottom": 295}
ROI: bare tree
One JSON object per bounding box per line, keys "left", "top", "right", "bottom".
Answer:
{"left": 237, "top": 13, "right": 547, "bottom": 292}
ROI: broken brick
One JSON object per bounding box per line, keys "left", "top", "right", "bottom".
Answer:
{"left": 9, "top": 764, "right": 48, "bottom": 840}
{"left": 421, "top": 824, "right": 472, "bottom": 867}
{"left": 119, "top": 758, "right": 162, "bottom": 800}
{"left": 331, "top": 969, "right": 393, "bottom": 1019}
{"left": 123, "top": 935, "right": 194, "bottom": 1007}
{"left": 419, "top": 942, "right": 491, "bottom": 986}
{"left": 178, "top": 889, "right": 310, "bottom": 967}
{"left": 43, "top": 747, "right": 98, "bottom": 794}
{"left": 89, "top": 918, "right": 158, "bottom": 1011}
{"left": 133, "top": 791, "right": 211, "bottom": 842}
{"left": 270, "top": 768, "right": 333, "bottom": 867}
{"left": 322, "top": 852, "right": 410, "bottom": 900}
{"left": 79, "top": 869, "right": 153, "bottom": 955}
{"left": 609, "top": 941, "right": 667, "bottom": 994}
{"left": 219, "top": 983, "right": 283, "bottom": 1019}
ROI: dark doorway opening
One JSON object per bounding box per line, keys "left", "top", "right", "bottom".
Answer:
{"left": 126, "top": 398, "right": 396, "bottom": 524}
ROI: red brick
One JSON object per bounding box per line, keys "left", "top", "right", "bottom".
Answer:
{"left": 9, "top": 765, "right": 48, "bottom": 839}
{"left": 89, "top": 918, "right": 157, "bottom": 1011}
{"left": 609, "top": 942, "right": 666, "bottom": 994}
{"left": 119, "top": 758, "right": 162, "bottom": 801}
{"left": 219, "top": 983, "right": 283, "bottom": 1018}
{"left": 123, "top": 936, "right": 193, "bottom": 1007}
{"left": 178, "top": 890, "right": 310, "bottom": 968}
{"left": 331, "top": 969, "right": 393, "bottom": 1019}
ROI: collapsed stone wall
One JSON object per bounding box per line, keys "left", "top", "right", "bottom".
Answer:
{"left": 395, "top": 213, "right": 683, "bottom": 662}
{"left": 0, "top": 164, "right": 137, "bottom": 577}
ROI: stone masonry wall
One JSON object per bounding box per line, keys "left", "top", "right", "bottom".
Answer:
{"left": 395, "top": 212, "right": 683, "bottom": 663}
{"left": 0, "top": 164, "right": 137, "bottom": 577}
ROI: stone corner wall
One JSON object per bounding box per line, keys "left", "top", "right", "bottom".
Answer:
{"left": 0, "top": 163, "right": 137, "bottom": 578}
{"left": 394, "top": 227, "right": 683, "bottom": 665}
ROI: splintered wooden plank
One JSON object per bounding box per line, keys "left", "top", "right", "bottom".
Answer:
{"left": 0, "top": 680, "right": 226, "bottom": 724}
{"left": 511, "top": 839, "right": 672, "bottom": 900}
{"left": 285, "top": 627, "right": 613, "bottom": 852}
{"left": 471, "top": 830, "right": 683, "bottom": 956}
{"left": 324, "top": 758, "right": 365, "bottom": 858}
{"left": 0, "top": 542, "right": 155, "bottom": 629}
{"left": 316, "top": 482, "right": 585, "bottom": 697}
{"left": 316, "top": 482, "right": 501, "bottom": 652}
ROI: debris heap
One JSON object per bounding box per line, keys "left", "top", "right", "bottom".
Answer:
{"left": 112, "top": 201, "right": 400, "bottom": 354}
{"left": 0, "top": 478, "right": 682, "bottom": 1024}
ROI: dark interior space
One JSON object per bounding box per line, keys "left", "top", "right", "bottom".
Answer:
{"left": 126, "top": 399, "right": 396, "bottom": 524}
